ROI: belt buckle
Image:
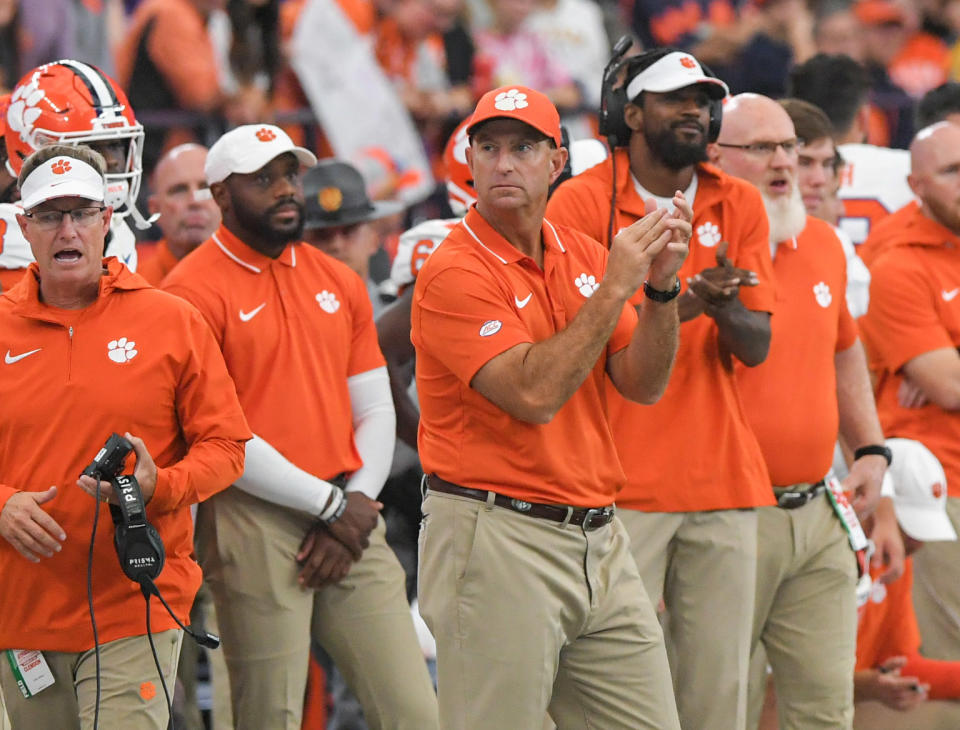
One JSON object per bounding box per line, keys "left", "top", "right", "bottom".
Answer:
{"left": 581, "top": 507, "right": 610, "bottom": 531}
{"left": 778, "top": 491, "right": 809, "bottom": 510}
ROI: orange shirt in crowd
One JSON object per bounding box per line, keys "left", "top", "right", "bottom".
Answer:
{"left": 163, "top": 225, "right": 385, "bottom": 480}
{"left": 546, "top": 152, "right": 776, "bottom": 511}
{"left": 858, "top": 200, "right": 920, "bottom": 269}
{"left": 136, "top": 239, "right": 180, "bottom": 287}
{"left": 859, "top": 205, "right": 960, "bottom": 497}
{"left": 857, "top": 559, "right": 960, "bottom": 699}
{"left": 889, "top": 33, "right": 950, "bottom": 100}
{"left": 115, "top": 0, "right": 220, "bottom": 112}
{"left": 0, "top": 259, "right": 250, "bottom": 652}
{"left": 736, "top": 218, "right": 858, "bottom": 485}
{"left": 411, "top": 206, "right": 638, "bottom": 508}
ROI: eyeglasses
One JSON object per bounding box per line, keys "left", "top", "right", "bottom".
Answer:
{"left": 25, "top": 206, "right": 106, "bottom": 230}
{"left": 716, "top": 139, "right": 798, "bottom": 157}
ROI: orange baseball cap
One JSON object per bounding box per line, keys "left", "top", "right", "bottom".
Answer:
{"left": 467, "top": 86, "right": 563, "bottom": 147}
{"left": 854, "top": 0, "right": 905, "bottom": 25}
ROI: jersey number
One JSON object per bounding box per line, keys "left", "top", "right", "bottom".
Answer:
{"left": 410, "top": 239, "right": 435, "bottom": 277}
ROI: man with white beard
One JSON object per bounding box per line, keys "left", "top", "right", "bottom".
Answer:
{"left": 711, "top": 93, "right": 888, "bottom": 730}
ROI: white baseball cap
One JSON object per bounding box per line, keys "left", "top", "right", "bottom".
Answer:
{"left": 626, "top": 52, "right": 729, "bottom": 103}
{"left": 205, "top": 124, "right": 317, "bottom": 185}
{"left": 887, "top": 438, "right": 957, "bottom": 542}
{"left": 20, "top": 155, "right": 106, "bottom": 211}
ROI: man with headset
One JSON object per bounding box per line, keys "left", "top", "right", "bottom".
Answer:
{"left": 547, "top": 47, "right": 776, "bottom": 730}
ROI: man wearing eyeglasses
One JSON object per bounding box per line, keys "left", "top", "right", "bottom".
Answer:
{"left": 712, "top": 93, "right": 886, "bottom": 730}
{"left": 0, "top": 143, "right": 250, "bottom": 729}
{"left": 547, "top": 47, "right": 775, "bottom": 730}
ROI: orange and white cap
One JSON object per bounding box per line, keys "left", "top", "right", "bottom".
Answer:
{"left": 20, "top": 155, "right": 105, "bottom": 210}
{"left": 886, "top": 438, "right": 957, "bottom": 542}
{"left": 467, "top": 86, "right": 562, "bottom": 148}
{"left": 206, "top": 124, "right": 317, "bottom": 185}
{"left": 625, "top": 52, "right": 728, "bottom": 102}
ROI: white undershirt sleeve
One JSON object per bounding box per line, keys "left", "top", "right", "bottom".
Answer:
{"left": 234, "top": 434, "right": 336, "bottom": 517}
{"left": 345, "top": 366, "right": 396, "bottom": 500}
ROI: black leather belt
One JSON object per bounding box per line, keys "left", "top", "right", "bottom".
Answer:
{"left": 773, "top": 480, "right": 826, "bottom": 510}
{"left": 426, "top": 475, "right": 615, "bottom": 530}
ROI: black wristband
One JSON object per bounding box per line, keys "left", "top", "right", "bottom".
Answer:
{"left": 854, "top": 444, "right": 893, "bottom": 466}
{"left": 643, "top": 277, "right": 681, "bottom": 303}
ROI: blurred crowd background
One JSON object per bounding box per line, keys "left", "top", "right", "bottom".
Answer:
{"left": 3, "top": 0, "right": 953, "bottom": 240}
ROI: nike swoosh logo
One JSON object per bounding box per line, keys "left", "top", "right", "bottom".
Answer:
{"left": 239, "top": 303, "right": 266, "bottom": 322}
{"left": 514, "top": 293, "right": 532, "bottom": 309}
{"left": 5, "top": 348, "right": 41, "bottom": 364}
{"left": 943, "top": 288, "right": 960, "bottom": 301}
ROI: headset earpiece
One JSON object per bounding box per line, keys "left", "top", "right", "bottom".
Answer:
{"left": 699, "top": 61, "right": 724, "bottom": 143}
{"left": 110, "top": 474, "right": 165, "bottom": 584}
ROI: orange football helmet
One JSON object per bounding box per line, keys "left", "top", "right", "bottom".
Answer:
{"left": 5, "top": 60, "right": 151, "bottom": 227}
{"left": 443, "top": 118, "right": 475, "bottom": 217}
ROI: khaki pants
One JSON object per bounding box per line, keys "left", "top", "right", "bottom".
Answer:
{"left": 418, "top": 491, "right": 680, "bottom": 730}
{"left": 198, "top": 487, "right": 438, "bottom": 730}
{"left": 913, "top": 497, "right": 960, "bottom": 661}
{"left": 748, "top": 500, "right": 858, "bottom": 730}
{"left": 0, "top": 629, "right": 182, "bottom": 730}
{"left": 619, "top": 508, "right": 757, "bottom": 730}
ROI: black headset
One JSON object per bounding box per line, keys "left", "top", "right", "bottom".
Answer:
{"left": 110, "top": 473, "right": 165, "bottom": 584}
{"left": 599, "top": 40, "right": 725, "bottom": 148}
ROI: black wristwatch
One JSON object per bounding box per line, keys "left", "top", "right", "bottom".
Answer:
{"left": 854, "top": 444, "right": 893, "bottom": 467}
{"left": 643, "top": 277, "right": 681, "bottom": 303}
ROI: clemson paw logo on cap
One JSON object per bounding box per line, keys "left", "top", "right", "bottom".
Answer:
{"left": 933, "top": 482, "right": 945, "bottom": 498}
{"left": 255, "top": 127, "right": 277, "bottom": 142}
{"left": 680, "top": 56, "right": 697, "bottom": 69}
{"left": 51, "top": 159, "right": 71, "bottom": 175}
{"left": 494, "top": 89, "right": 528, "bottom": 112}
{"left": 318, "top": 187, "right": 343, "bottom": 212}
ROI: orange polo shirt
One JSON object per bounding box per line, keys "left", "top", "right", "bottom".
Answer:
{"left": 163, "top": 225, "right": 385, "bottom": 481}
{"left": 0, "top": 259, "right": 249, "bottom": 652}
{"left": 411, "top": 206, "right": 638, "bottom": 508}
{"left": 136, "top": 239, "right": 180, "bottom": 286}
{"left": 859, "top": 200, "right": 920, "bottom": 269}
{"left": 736, "top": 218, "right": 858, "bottom": 485}
{"left": 859, "top": 206, "right": 960, "bottom": 497}
{"left": 547, "top": 153, "right": 775, "bottom": 511}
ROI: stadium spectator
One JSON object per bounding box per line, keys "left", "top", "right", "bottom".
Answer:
{"left": 162, "top": 124, "right": 438, "bottom": 730}
{"left": 814, "top": 0, "right": 865, "bottom": 61}
{"left": 789, "top": 53, "right": 913, "bottom": 244}
{"left": 548, "top": 48, "right": 775, "bottom": 730}
{"left": 859, "top": 121, "right": 960, "bottom": 696}
{"left": 854, "top": 438, "right": 960, "bottom": 730}
{"left": 116, "top": 0, "right": 266, "bottom": 173}
{"left": 0, "top": 143, "right": 249, "bottom": 729}
{"left": 472, "top": 0, "right": 580, "bottom": 109}
{"left": 413, "top": 83, "right": 689, "bottom": 730}
{"left": 712, "top": 92, "right": 886, "bottom": 729}
{"left": 138, "top": 144, "right": 220, "bottom": 286}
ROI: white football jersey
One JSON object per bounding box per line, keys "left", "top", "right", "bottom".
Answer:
{"left": 837, "top": 143, "right": 913, "bottom": 246}
{"left": 0, "top": 205, "right": 138, "bottom": 273}
{"left": 389, "top": 218, "right": 460, "bottom": 288}
{"left": 0, "top": 202, "right": 32, "bottom": 271}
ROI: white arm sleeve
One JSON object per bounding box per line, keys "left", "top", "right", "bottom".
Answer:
{"left": 234, "top": 434, "right": 336, "bottom": 517}
{"left": 346, "top": 366, "right": 396, "bottom": 499}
